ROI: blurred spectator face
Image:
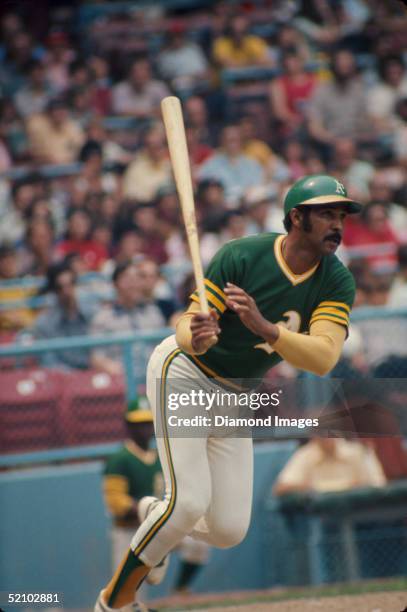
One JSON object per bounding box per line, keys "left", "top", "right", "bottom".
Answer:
{"left": 284, "top": 140, "right": 304, "bottom": 161}
{"left": 68, "top": 210, "right": 91, "bottom": 241}
{"left": 70, "top": 63, "right": 90, "bottom": 88}
{"left": 221, "top": 126, "right": 242, "bottom": 157}
{"left": 55, "top": 269, "right": 76, "bottom": 307}
{"left": 117, "top": 231, "right": 144, "bottom": 260}
{"left": 202, "top": 182, "right": 224, "bottom": 207}
{"left": 0, "top": 247, "right": 18, "bottom": 279}
{"left": 129, "top": 59, "right": 151, "bottom": 89}
{"left": 87, "top": 120, "right": 106, "bottom": 142}
{"left": 229, "top": 15, "right": 248, "bottom": 40}
{"left": 239, "top": 116, "right": 257, "bottom": 142}
{"left": 101, "top": 195, "right": 119, "bottom": 221}
{"left": 49, "top": 102, "right": 69, "bottom": 126}
{"left": 278, "top": 25, "right": 299, "bottom": 49}
{"left": 83, "top": 150, "right": 103, "bottom": 174}
{"left": 9, "top": 31, "right": 32, "bottom": 63}
{"left": 224, "top": 212, "right": 247, "bottom": 238}
{"left": 28, "top": 220, "right": 53, "bottom": 252}
{"left": 365, "top": 277, "right": 391, "bottom": 306}
{"left": 28, "top": 198, "right": 52, "bottom": 222}
{"left": 185, "top": 96, "right": 207, "bottom": 128}
{"left": 333, "top": 138, "right": 356, "bottom": 170}
{"left": 72, "top": 88, "right": 91, "bottom": 113}
{"left": 306, "top": 154, "right": 325, "bottom": 175}
{"left": 132, "top": 205, "right": 156, "bottom": 232}
{"left": 383, "top": 58, "right": 404, "bottom": 87}
{"left": 1, "top": 13, "right": 23, "bottom": 40}
{"left": 157, "top": 190, "right": 178, "bottom": 222}
{"left": 364, "top": 203, "right": 388, "bottom": 233}
{"left": 283, "top": 52, "right": 303, "bottom": 75}
{"left": 137, "top": 259, "right": 159, "bottom": 298}
{"left": 115, "top": 263, "right": 142, "bottom": 306}
{"left": 369, "top": 175, "right": 392, "bottom": 204}
{"left": 92, "top": 224, "right": 112, "bottom": 249}
{"left": 332, "top": 50, "right": 356, "bottom": 82}
{"left": 89, "top": 56, "right": 109, "bottom": 80}
{"left": 28, "top": 62, "right": 46, "bottom": 89}
{"left": 144, "top": 129, "right": 166, "bottom": 161}
{"left": 13, "top": 181, "right": 36, "bottom": 213}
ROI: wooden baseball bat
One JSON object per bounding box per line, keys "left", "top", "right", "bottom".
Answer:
{"left": 161, "top": 96, "right": 209, "bottom": 314}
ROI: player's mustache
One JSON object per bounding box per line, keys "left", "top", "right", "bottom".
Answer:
{"left": 324, "top": 232, "right": 342, "bottom": 244}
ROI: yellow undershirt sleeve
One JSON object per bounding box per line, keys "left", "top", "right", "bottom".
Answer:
{"left": 272, "top": 319, "right": 347, "bottom": 377}
{"left": 103, "top": 475, "right": 134, "bottom": 518}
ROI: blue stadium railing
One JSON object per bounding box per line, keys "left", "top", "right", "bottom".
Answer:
{"left": 1, "top": 308, "right": 406, "bottom": 467}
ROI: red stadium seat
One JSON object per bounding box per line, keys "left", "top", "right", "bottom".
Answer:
{"left": 0, "top": 369, "right": 64, "bottom": 453}
{"left": 59, "top": 370, "right": 126, "bottom": 446}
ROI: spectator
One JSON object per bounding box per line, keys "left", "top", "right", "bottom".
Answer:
{"left": 90, "top": 261, "right": 166, "bottom": 375}
{"left": 156, "top": 21, "right": 210, "bottom": 91}
{"left": 269, "top": 51, "right": 317, "bottom": 137}
{"left": 85, "top": 120, "right": 132, "bottom": 165}
{"left": 238, "top": 114, "right": 279, "bottom": 179}
{"left": 199, "top": 124, "right": 265, "bottom": 205}
{"left": 112, "top": 56, "right": 170, "bottom": 118}
{"left": 15, "top": 60, "right": 53, "bottom": 118}
{"left": 55, "top": 208, "right": 108, "bottom": 271}
{"left": 388, "top": 245, "right": 407, "bottom": 307}
{"left": 130, "top": 204, "right": 168, "bottom": 264}
{"left": 273, "top": 437, "right": 386, "bottom": 496}
{"left": 0, "top": 97, "right": 28, "bottom": 162}
{"left": 212, "top": 14, "right": 270, "bottom": 68}
{"left": 330, "top": 138, "right": 374, "bottom": 200}
{"left": 88, "top": 55, "right": 112, "bottom": 116}
{"left": 19, "top": 218, "right": 54, "bottom": 276}
{"left": 29, "top": 262, "right": 93, "bottom": 369}
{"left": 308, "top": 49, "right": 371, "bottom": 151}
{"left": 122, "top": 126, "right": 172, "bottom": 203}
{"left": 26, "top": 97, "right": 84, "bottom": 164}
{"left": 243, "top": 185, "right": 285, "bottom": 235}
{"left": 74, "top": 141, "right": 118, "bottom": 200}
{"left": 0, "top": 175, "right": 41, "bottom": 245}
{"left": 201, "top": 209, "right": 248, "bottom": 264}
{"left": 368, "top": 172, "right": 407, "bottom": 242}
{"left": 283, "top": 139, "right": 307, "bottom": 180}
{"left": 42, "top": 31, "right": 75, "bottom": 93}
{"left": 368, "top": 55, "right": 407, "bottom": 136}
{"left": 136, "top": 257, "right": 177, "bottom": 323}
{"left": 0, "top": 245, "right": 36, "bottom": 334}
{"left": 184, "top": 95, "right": 216, "bottom": 147}
{"left": 185, "top": 125, "right": 214, "bottom": 180}
{"left": 343, "top": 203, "right": 400, "bottom": 274}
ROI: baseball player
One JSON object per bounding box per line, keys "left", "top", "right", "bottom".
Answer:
{"left": 95, "top": 175, "right": 362, "bottom": 612}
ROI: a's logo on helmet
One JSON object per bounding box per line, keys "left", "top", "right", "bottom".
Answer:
{"left": 335, "top": 180, "right": 346, "bottom": 195}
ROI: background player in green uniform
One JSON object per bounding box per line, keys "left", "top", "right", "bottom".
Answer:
{"left": 95, "top": 175, "right": 362, "bottom": 612}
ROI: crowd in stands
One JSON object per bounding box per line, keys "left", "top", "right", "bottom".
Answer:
{"left": 0, "top": 0, "right": 406, "bottom": 377}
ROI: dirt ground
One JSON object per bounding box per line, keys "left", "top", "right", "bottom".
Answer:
{"left": 202, "top": 591, "right": 407, "bottom": 612}
{"left": 154, "top": 587, "right": 407, "bottom": 612}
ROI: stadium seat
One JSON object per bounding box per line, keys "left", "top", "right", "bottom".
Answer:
{"left": 0, "top": 369, "right": 64, "bottom": 453}
{"left": 59, "top": 370, "right": 126, "bottom": 446}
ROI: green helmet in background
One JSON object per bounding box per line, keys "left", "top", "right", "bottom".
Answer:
{"left": 284, "top": 174, "right": 362, "bottom": 217}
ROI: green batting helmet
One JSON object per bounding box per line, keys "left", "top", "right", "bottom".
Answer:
{"left": 284, "top": 175, "right": 362, "bottom": 217}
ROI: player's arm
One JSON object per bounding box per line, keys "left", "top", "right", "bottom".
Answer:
{"left": 176, "top": 301, "right": 220, "bottom": 355}
{"left": 103, "top": 474, "right": 139, "bottom": 520}
{"left": 224, "top": 283, "right": 346, "bottom": 376}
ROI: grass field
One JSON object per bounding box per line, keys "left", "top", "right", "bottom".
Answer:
{"left": 153, "top": 578, "right": 407, "bottom": 611}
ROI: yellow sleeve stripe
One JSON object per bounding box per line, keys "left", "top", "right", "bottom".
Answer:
{"left": 204, "top": 279, "right": 226, "bottom": 302}
{"left": 317, "top": 301, "right": 351, "bottom": 313}
{"left": 190, "top": 291, "right": 226, "bottom": 314}
{"left": 312, "top": 306, "right": 350, "bottom": 321}
{"left": 310, "top": 314, "right": 349, "bottom": 327}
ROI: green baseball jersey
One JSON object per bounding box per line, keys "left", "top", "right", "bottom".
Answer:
{"left": 189, "top": 233, "right": 355, "bottom": 382}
